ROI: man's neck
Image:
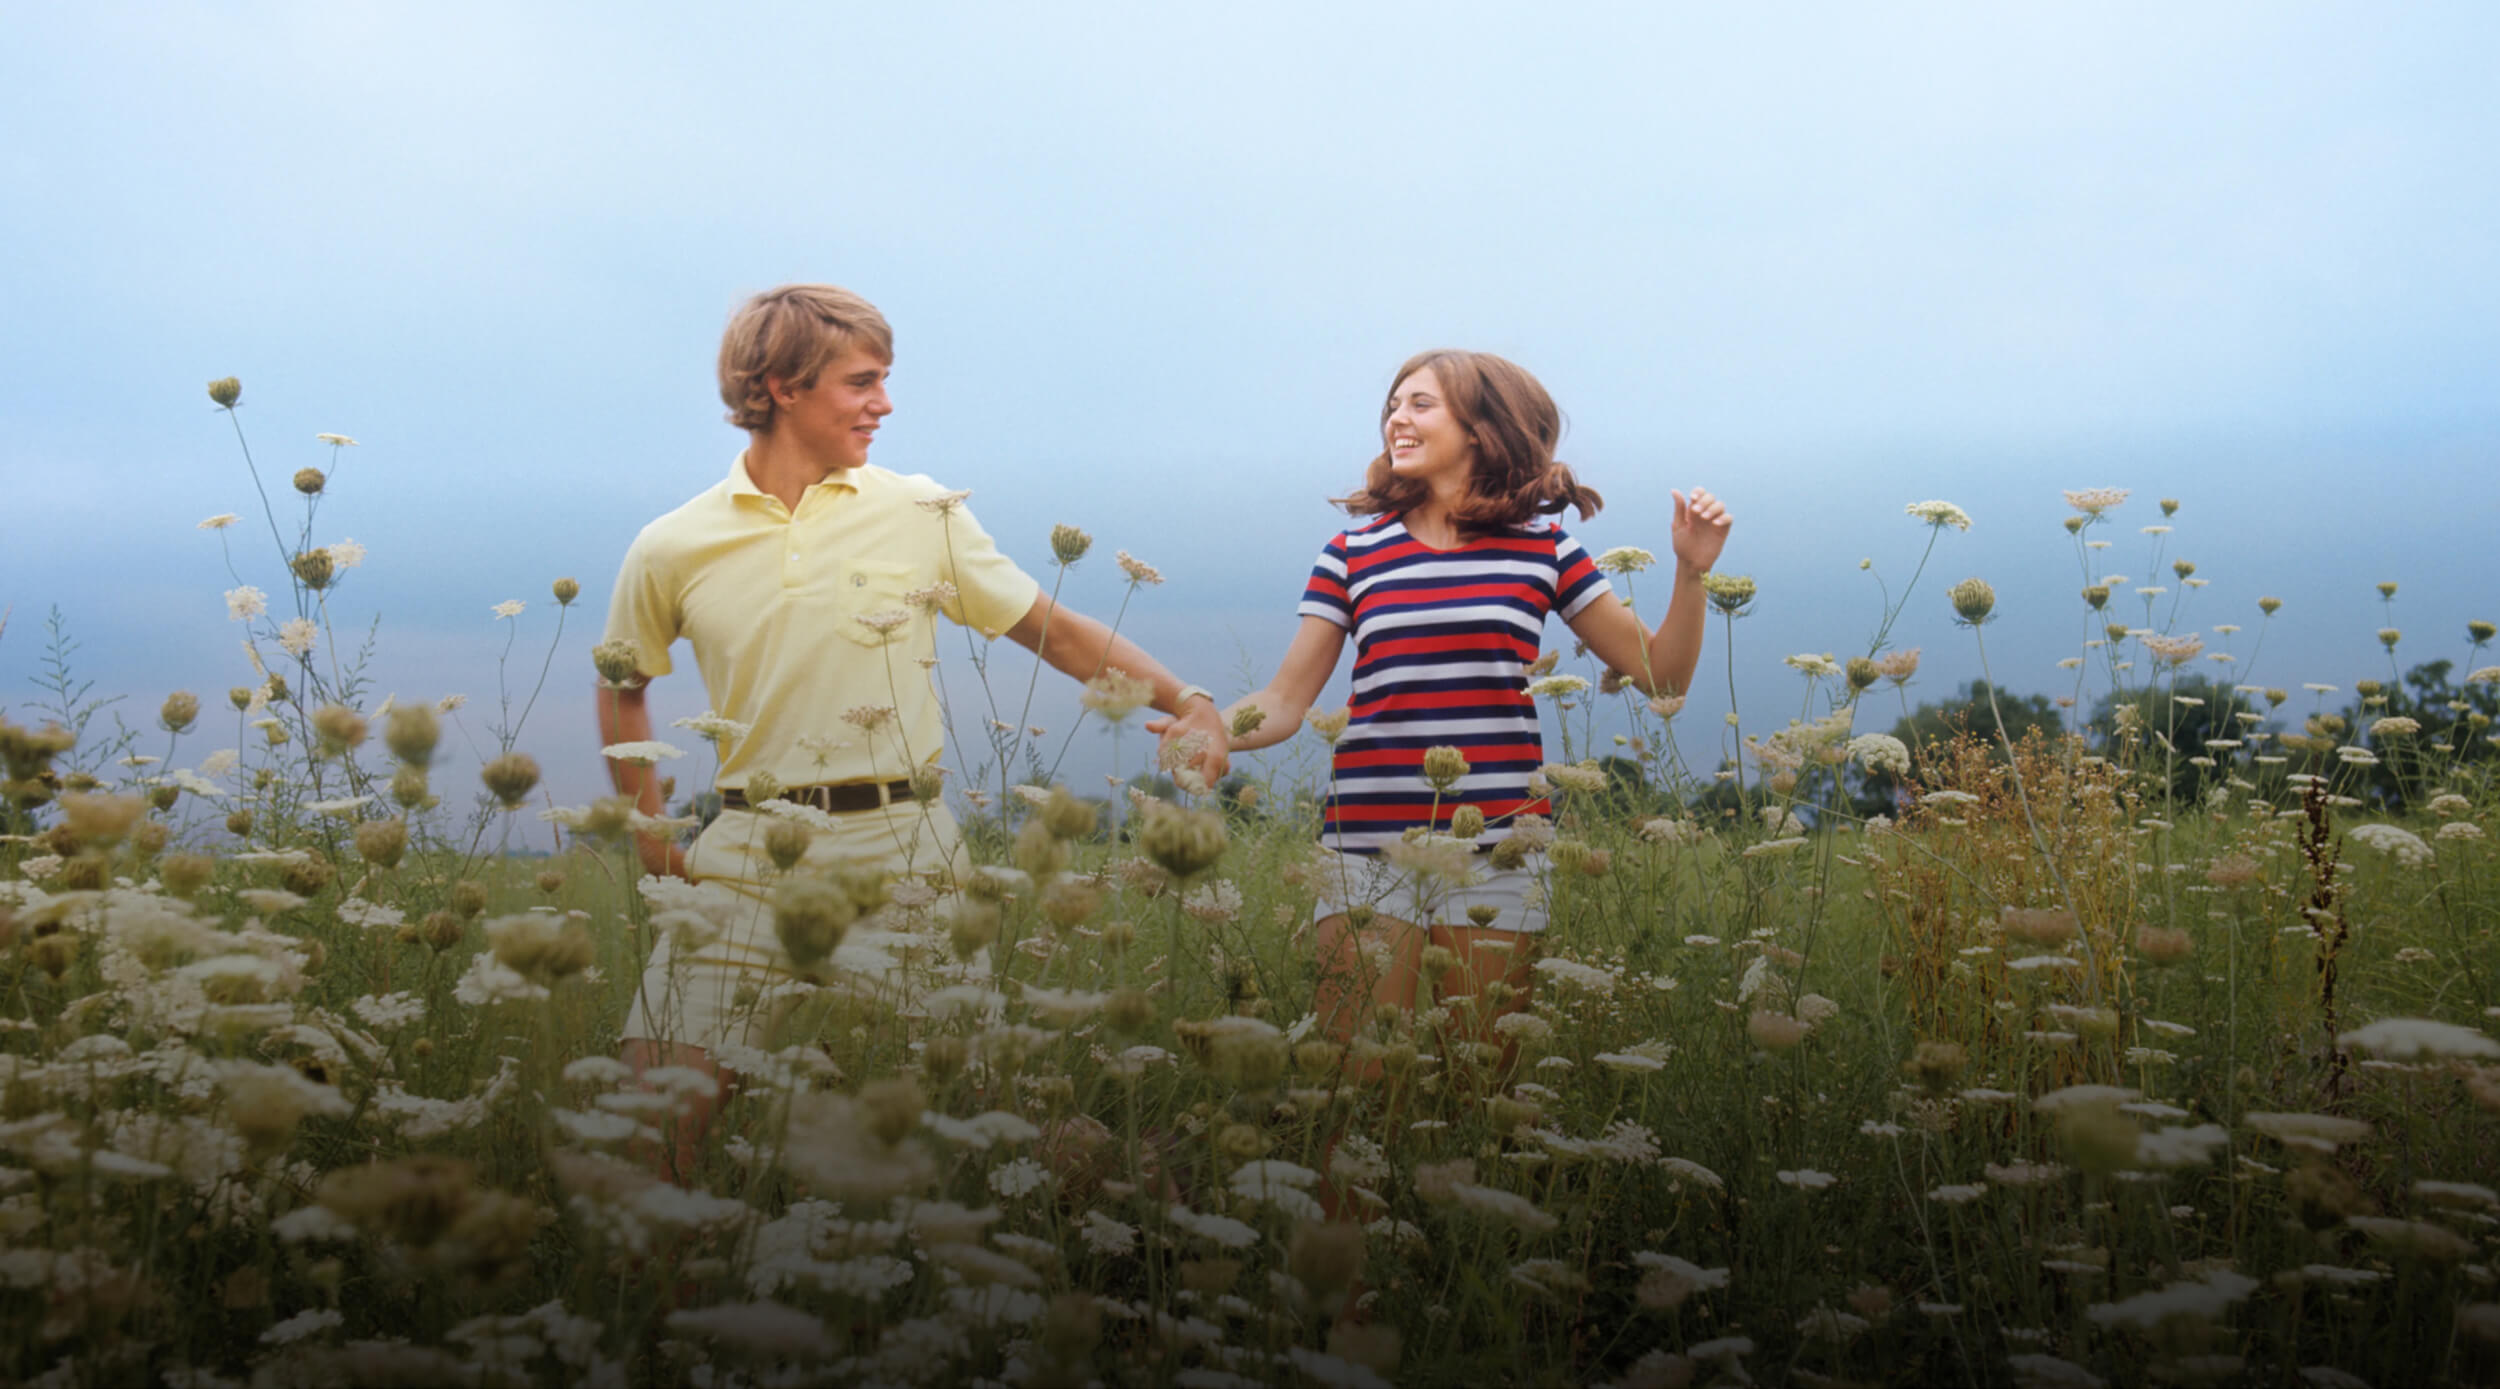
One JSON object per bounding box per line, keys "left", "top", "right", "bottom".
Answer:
{"left": 744, "top": 432, "right": 857, "bottom": 511}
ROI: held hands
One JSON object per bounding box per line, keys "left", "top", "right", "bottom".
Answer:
{"left": 1144, "top": 695, "right": 1232, "bottom": 794}
{"left": 1672, "top": 487, "right": 1733, "bottom": 577}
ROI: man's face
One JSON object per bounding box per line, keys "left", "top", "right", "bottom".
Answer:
{"left": 774, "top": 344, "right": 893, "bottom": 470}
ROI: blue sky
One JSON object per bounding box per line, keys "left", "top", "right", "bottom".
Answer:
{"left": 4, "top": 2, "right": 2496, "bottom": 828}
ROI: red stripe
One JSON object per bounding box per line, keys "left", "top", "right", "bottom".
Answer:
{"left": 1363, "top": 581, "right": 1545, "bottom": 608}
{"left": 1334, "top": 743, "right": 1543, "bottom": 768}
{"left": 1350, "top": 689, "right": 1532, "bottom": 716}
{"left": 1324, "top": 795, "right": 1551, "bottom": 823}
{"left": 1367, "top": 630, "right": 1537, "bottom": 659}
{"left": 1353, "top": 535, "right": 1555, "bottom": 570}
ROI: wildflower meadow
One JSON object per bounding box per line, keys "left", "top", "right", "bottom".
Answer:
{"left": 3, "top": 382, "right": 2497, "bottom": 1389}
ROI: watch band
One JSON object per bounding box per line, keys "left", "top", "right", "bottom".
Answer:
{"left": 1174, "top": 684, "right": 1216, "bottom": 710}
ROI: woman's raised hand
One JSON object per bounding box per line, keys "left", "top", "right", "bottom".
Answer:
{"left": 1672, "top": 487, "right": 1732, "bottom": 576}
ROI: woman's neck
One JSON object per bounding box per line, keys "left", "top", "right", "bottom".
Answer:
{"left": 1402, "top": 476, "right": 1472, "bottom": 548}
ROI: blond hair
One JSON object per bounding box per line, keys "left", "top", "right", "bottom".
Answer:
{"left": 717, "top": 285, "right": 895, "bottom": 432}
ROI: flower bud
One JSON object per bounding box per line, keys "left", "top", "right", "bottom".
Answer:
{"left": 263, "top": 673, "right": 290, "bottom": 703}
{"left": 278, "top": 856, "right": 334, "bottom": 899}
{"left": 1040, "top": 784, "right": 1097, "bottom": 840}
{"left": 61, "top": 792, "right": 148, "bottom": 846}
{"left": 311, "top": 704, "right": 367, "bottom": 756}
{"left": 1948, "top": 577, "right": 1996, "bottom": 624}
{"left": 480, "top": 752, "right": 541, "bottom": 809}
{"left": 290, "top": 549, "right": 335, "bottom": 590}
{"left": 2378, "top": 628, "right": 2401, "bottom": 650}
{"left": 2081, "top": 584, "right": 2109, "bottom": 611}
{"left": 450, "top": 879, "right": 489, "bottom": 919}
{"left": 2135, "top": 923, "right": 2193, "bottom": 966}
{"left": 390, "top": 765, "right": 432, "bottom": 810}
{"left": 1103, "top": 987, "right": 1155, "bottom": 1032}
{"left": 2376, "top": 581, "right": 2398, "bottom": 599}
{"left": 944, "top": 896, "right": 1002, "bottom": 960}
{"left": 354, "top": 818, "right": 408, "bottom": 869}
{"left": 551, "top": 577, "right": 580, "bottom": 607}
{"left": 225, "top": 809, "right": 254, "bottom": 837}
{"left": 1449, "top": 804, "right": 1486, "bottom": 840}
{"left": 1842, "top": 656, "right": 1879, "bottom": 693}
{"left": 160, "top": 852, "right": 215, "bottom": 899}
{"left": 1902, "top": 1040, "right": 1966, "bottom": 1094}
{"left": 1229, "top": 705, "right": 1267, "bottom": 738}
{"left": 421, "top": 910, "right": 466, "bottom": 951}
{"left": 772, "top": 877, "right": 856, "bottom": 968}
{"left": 160, "top": 691, "right": 201, "bottom": 733}
{"left": 763, "top": 818, "right": 812, "bottom": 872}
{"left": 1050, "top": 523, "right": 1093, "bottom": 565}
{"left": 1137, "top": 800, "right": 1228, "bottom": 880}
{"left": 1013, "top": 819, "right": 1070, "bottom": 879}
{"left": 859, "top": 1077, "right": 925, "bottom": 1146}
{"left": 2057, "top": 1098, "right": 2142, "bottom": 1178}
{"left": 292, "top": 468, "right": 326, "bottom": 496}
{"left": 922, "top": 1034, "right": 969, "bottom": 1080}
{"left": 1040, "top": 875, "right": 1104, "bottom": 931}
{"left": 382, "top": 703, "right": 439, "bottom": 767}
{"left": 2062, "top": 516, "right": 2086, "bottom": 534}
{"left": 207, "top": 377, "right": 242, "bottom": 408}
{"left": 591, "top": 639, "right": 643, "bottom": 687}
{"left": 2159, "top": 498, "right": 2180, "bottom": 516}
{"left": 1701, "top": 572, "right": 1757, "bottom": 614}
{"left": 1421, "top": 745, "right": 1470, "bottom": 793}
{"left": 2171, "top": 558, "right": 2195, "bottom": 580}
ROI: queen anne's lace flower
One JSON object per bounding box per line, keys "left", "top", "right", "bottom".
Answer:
{"left": 1905, "top": 500, "right": 1972, "bottom": 530}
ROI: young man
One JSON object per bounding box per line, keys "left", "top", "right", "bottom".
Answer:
{"left": 596, "top": 283, "right": 1227, "bottom": 1175}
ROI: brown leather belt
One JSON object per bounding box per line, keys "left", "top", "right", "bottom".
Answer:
{"left": 719, "top": 779, "right": 915, "bottom": 815}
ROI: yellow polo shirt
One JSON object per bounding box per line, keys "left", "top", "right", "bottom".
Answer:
{"left": 602, "top": 454, "right": 1041, "bottom": 791}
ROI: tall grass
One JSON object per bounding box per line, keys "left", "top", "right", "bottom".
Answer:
{"left": 0, "top": 391, "right": 2492, "bottom": 1386}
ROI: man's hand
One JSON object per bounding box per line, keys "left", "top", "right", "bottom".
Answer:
{"left": 1147, "top": 697, "right": 1231, "bottom": 793}
{"left": 1672, "top": 486, "right": 1733, "bottom": 576}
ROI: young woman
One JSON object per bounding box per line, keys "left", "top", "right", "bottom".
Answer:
{"left": 1207, "top": 349, "right": 1731, "bottom": 1058}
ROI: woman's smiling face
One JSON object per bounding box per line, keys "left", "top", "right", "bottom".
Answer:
{"left": 1383, "top": 366, "right": 1471, "bottom": 487}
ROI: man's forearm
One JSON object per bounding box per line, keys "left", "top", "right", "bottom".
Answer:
{"left": 1031, "top": 605, "right": 1202, "bottom": 714}
{"left": 595, "top": 682, "right": 683, "bottom": 875}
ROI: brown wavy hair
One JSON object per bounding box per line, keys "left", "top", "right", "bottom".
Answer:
{"left": 1333, "top": 350, "right": 1602, "bottom": 532}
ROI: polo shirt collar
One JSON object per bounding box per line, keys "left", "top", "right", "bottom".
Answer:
{"left": 728, "top": 450, "right": 868, "bottom": 505}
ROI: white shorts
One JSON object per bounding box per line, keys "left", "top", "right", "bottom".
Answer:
{"left": 621, "top": 799, "right": 969, "bottom": 1053}
{"left": 1307, "top": 847, "right": 1552, "bottom": 934}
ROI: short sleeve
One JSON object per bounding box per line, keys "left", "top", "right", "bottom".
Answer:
{"left": 1297, "top": 534, "right": 1353, "bottom": 629}
{"left": 933, "top": 501, "right": 1044, "bottom": 638}
{"left": 601, "top": 528, "right": 681, "bottom": 680}
{"left": 1551, "top": 528, "right": 1611, "bottom": 621}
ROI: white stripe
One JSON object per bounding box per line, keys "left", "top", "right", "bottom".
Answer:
{"left": 1356, "top": 601, "right": 1543, "bottom": 639}
{"left": 1351, "top": 658, "right": 1525, "bottom": 692}
{"left": 1330, "top": 770, "right": 1537, "bottom": 792}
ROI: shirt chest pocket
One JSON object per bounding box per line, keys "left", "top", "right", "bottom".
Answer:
{"left": 836, "top": 559, "right": 919, "bottom": 648}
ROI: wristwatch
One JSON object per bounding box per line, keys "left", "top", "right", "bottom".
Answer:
{"left": 1174, "top": 684, "right": 1216, "bottom": 710}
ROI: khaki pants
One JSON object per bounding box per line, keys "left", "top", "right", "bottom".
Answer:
{"left": 619, "top": 798, "right": 967, "bottom": 1052}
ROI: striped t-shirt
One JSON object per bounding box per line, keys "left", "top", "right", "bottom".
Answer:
{"left": 1298, "top": 515, "right": 1611, "bottom": 854}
